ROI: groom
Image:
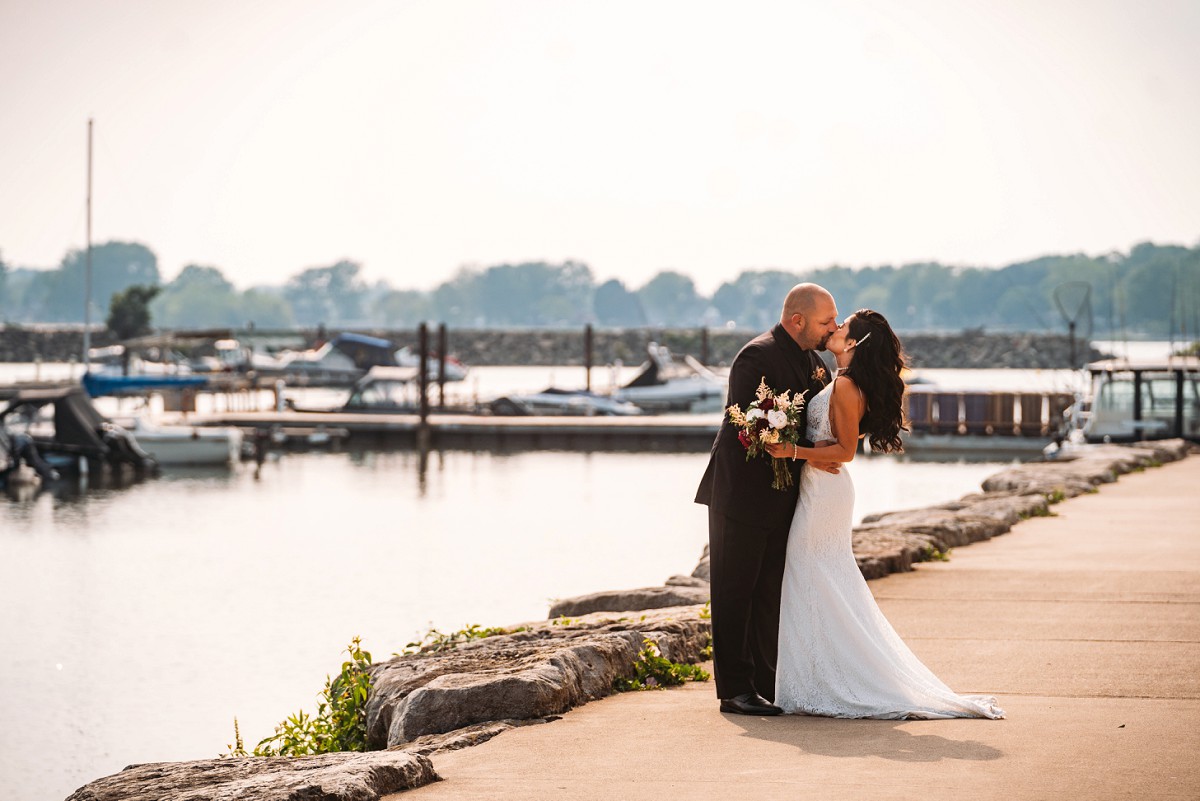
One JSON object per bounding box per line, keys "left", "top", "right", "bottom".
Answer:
{"left": 695, "top": 283, "right": 840, "bottom": 715}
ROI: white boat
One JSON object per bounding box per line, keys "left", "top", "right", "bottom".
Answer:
{"left": 127, "top": 417, "right": 243, "bottom": 466}
{"left": 394, "top": 347, "right": 469, "bottom": 381}
{"left": 488, "top": 388, "right": 643, "bottom": 417}
{"left": 1079, "top": 357, "right": 1200, "bottom": 443}
{"left": 611, "top": 343, "right": 726, "bottom": 413}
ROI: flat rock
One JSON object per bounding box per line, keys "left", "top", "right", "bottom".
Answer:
{"left": 65, "top": 750, "right": 438, "bottom": 801}
{"left": 664, "top": 574, "right": 709, "bottom": 588}
{"left": 367, "top": 607, "right": 710, "bottom": 749}
{"left": 547, "top": 585, "right": 710, "bottom": 617}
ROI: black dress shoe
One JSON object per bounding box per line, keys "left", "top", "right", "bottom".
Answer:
{"left": 720, "top": 692, "right": 783, "bottom": 716}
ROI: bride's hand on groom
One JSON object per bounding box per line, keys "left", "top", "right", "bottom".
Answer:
{"left": 764, "top": 440, "right": 842, "bottom": 474}
{"left": 808, "top": 439, "right": 842, "bottom": 474}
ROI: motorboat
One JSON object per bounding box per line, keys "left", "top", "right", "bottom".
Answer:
{"left": 488, "top": 387, "right": 643, "bottom": 417}
{"left": 1078, "top": 357, "right": 1200, "bottom": 443}
{"left": 188, "top": 338, "right": 291, "bottom": 374}
{"left": 1, "top": 427, "right": 59, "bottom": 491}
{"left": 124, "top": 417, "right": 244, "bottom": 466}
{"left": 83, "top": 371, "right": 208, "bottom": 398}
{"left": 87, "top": 344, "right": 195, "bottom": 377}
{"left": 340, "top": 365, "right": 420, "bottom": 412}
{"left": 611, "top": 343, "right": 727, "bottom": 413}
{"left": 271, "top": 333, "right": 400, "bottom": 385}
{"left": 394, "top": 347, "right": 469, "bottom": 381}
{"left": 0, "top": 386, "right": 157, "bottom": 477}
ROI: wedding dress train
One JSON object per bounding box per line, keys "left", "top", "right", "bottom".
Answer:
{"left": 774, "top": 382, "right": 1004, "bottom": 719}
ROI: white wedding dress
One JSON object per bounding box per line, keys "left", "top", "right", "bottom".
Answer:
{"left": 775, "top": 382, "right": 1005, "bottom": 719}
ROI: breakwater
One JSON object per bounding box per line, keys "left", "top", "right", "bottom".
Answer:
{"left": 0, "top": 325, "right": 1107, "bottom": 369}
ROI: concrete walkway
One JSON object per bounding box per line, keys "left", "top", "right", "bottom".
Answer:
{"left": 396, "top": 456, "right": 1200, "bottom": 801}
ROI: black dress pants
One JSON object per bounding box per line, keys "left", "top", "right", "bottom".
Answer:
{"left": 707, "top": 508, "right": 789, "bottom": 701}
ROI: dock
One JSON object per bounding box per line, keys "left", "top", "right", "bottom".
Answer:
{"left": 187, "top": 410, "right": 725, "bottom": 451}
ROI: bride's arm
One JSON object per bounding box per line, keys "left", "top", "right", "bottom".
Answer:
{"left": 766, "top": 376, "right": 865, "bottom": 463}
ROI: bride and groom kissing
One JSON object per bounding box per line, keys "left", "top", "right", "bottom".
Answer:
{"left": 695, "top": 283, "right": 1004, "bottom": 720}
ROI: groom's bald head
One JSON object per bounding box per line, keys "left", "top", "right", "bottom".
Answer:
{"left": 781, "top": 283, "right": 838, "bottom": 350}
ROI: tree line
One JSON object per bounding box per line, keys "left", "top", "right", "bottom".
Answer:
{"left": 0, "top": 240, "right": 1197, "bottom": 336}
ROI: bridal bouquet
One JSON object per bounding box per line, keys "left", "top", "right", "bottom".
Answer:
{"left": 726, "top": 377, "right": 807, "bottom": 491}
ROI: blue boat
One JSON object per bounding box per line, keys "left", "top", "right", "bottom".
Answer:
{"left": 82, "top": 372, "right": 208, "bottom": 398}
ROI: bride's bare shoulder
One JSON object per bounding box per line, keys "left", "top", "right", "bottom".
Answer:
{"left": 832, "top": 375, "right": 866, "bottom": 406}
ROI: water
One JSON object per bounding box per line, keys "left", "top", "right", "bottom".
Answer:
{"left": 0, "top": 358, "right": 1092, "bottom": 799}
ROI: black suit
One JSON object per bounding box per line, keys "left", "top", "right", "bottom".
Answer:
{"left": 695, "top": 323, "right": 829, "bottom": 700}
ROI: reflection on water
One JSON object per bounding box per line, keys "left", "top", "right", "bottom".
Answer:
{"left": 0, "top": 445, "right": 1010, "bottom": 800}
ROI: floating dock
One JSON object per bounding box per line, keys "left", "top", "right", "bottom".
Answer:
{"left": 187, "top": 410, "right": 724, "bottom": 451}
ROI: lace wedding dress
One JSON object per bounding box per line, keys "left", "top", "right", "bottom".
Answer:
{"left": 774, "top": 382, "right": 1005, "bottom": 719}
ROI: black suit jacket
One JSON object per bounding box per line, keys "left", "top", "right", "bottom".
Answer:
{"left": 695, "top": 324, "right": 830, "bottom": 529}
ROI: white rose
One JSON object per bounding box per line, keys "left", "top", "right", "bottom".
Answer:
{"left": 767, "top": 409, "right": 787, "bottom": 429}
{"left": 746, "top": 408, "right": 765, "bottom": 421}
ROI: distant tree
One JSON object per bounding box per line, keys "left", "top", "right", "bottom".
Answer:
{"left": 372, "top": 289, "right": 432, "bottom": 327}
{"left": 284, "top": 260, "right": 368, "bottom": 326}
{"left": 478, "top": 260, "right": 594, "bottom": 326}
{"left": 428, "top": 260, "right": 595, "bottom": 327}
{"left": 637, "top": 271, "right": 705, "bottom": 326}
{"left": 1118, "top": 243, "right": 1196, "bottom": 337}
{"left": 107, "top": 284, "right": 161, "bottom": 340}
{"left": 152, "top": 264, "right": 242, "bottom": 327}
{"left": 711, "top": 282, "right": 746, "bottom": 326}
{"left": 2, "top": 268, "right": 39, "bottom": 322}
{"left": 430, "top": 269, "right": 482, "bottom": 326}
{"left": 39, "top": 241, "right": 161, "bottom": 323}
{"left": 711, "top": 269, "right": 803, "bottom": 330}
{"left": 239, "top": 287, "right": 295, "bottom": 329}
{"left": 593, "top": 279, "right": 646, "bottom": 327}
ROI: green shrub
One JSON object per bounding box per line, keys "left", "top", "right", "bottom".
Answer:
{"left": 400, "top": 623, "right": 518, "bottom": 655}
{"left": 225, "top": 637, "right": 374, "bottom": 757}
{"left": 613, "top": 638, "right": 710, "bottom": 692}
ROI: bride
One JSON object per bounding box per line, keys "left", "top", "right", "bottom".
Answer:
{"left": 765, "top": 309, "right": 1004, "bottom": 720}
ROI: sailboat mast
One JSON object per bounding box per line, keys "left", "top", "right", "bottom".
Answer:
{"left": 83, "top": 118, "right": 93, "bottom": 371}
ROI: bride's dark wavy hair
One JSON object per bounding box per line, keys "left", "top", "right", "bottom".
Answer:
{"left": 843, "top": 309, "right": 908, "bottom": 453}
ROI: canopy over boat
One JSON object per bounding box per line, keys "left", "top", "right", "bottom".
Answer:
{"left": 1082, "top": 357, "right": 1200, "bottom": 442}
{"left": 82, "top": 372, "right": 208, "bottom": 397}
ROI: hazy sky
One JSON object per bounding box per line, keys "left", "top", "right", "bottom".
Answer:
{"left": 2, "top": 0, "right": 1198, "bottom": 293}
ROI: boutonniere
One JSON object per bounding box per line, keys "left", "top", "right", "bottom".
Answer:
{"left": 811, "top": 365, "right": 827, "bottom": 382}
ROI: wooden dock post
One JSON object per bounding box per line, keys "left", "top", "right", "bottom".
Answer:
{"left": 437, "top": 322, "right": 448, "bottom": 410}
{"left": 584, "top": 324, "right": 594, "bottom": 392}
{"left": 417, "top": 323, "right": 430, "bottom": 429}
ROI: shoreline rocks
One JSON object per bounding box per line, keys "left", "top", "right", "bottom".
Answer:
{"left": 367, "top": 608, "right": 710, "bottom": 749}
{"left": 64, "top": 750, "right": 438, "bottom": 801}
{"left": 0, "top": 325, "right": 1108, "bottom": 370}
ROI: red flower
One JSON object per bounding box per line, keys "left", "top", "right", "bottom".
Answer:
{"left": 760, "top": 397, "right": 774, "bottom": 411}
{"left": 737, "top": 430, "right": 752, "bottom": 449}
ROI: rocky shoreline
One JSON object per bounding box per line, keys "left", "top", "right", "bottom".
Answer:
{"left": 67, "top": 440, "right": 1192, "bottom": 801}
{"left": 0, "top": 325, "right": 1107, "bottom": 369}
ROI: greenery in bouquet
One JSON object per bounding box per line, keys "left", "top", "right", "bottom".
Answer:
{"left": 726, "top": 377, "right": 808, "bottom": 490}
